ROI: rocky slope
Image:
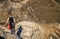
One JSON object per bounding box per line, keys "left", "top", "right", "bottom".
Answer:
{"left": 0, "top": 0, "right": 60, "bottom": 39}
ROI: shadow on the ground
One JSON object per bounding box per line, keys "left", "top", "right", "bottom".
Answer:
{"left": 17, "top": 26, "right": 23, "bottom": 39}
{"left": 0, "top": 36, "right": 5, "bottom": 39}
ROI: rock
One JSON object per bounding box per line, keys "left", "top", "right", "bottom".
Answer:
{"left": 15, "top": 21, "right": 43, "bottom": 39}
{"left": 15, "top": 21, "right": 60, "bottom": 39}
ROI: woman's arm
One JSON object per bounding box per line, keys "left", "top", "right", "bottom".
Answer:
{"left": 14, "top": 18, "right": 15, "bottom": 23}
{"left": 5, "top": 17, "right": 9, "bottom": 25}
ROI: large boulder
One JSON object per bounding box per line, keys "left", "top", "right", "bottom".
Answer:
{"left": 15, "top": 21, "right": 44, "bottom": 39}
{"left": 15, "top": 21, "right": 60, "bottom": 39}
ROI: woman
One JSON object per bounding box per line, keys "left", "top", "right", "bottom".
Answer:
{"left": 5, "top": 14, "right": 15, "bottom": 34}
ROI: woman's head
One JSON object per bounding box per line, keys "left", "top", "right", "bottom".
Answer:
{"left": 9, "top": 13, "right": 13, "bottom": 17}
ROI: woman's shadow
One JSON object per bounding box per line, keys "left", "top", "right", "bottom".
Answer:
{"left": 16, "top": 26, "right": 23, "bottom": 39}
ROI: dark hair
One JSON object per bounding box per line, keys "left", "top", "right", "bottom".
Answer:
{"left": 10, "top": 13, "right": 13, "bottom": 16}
